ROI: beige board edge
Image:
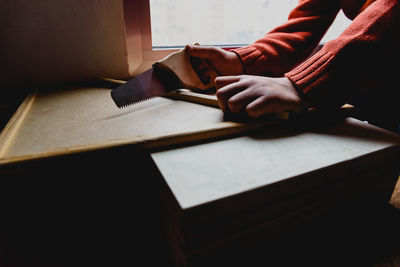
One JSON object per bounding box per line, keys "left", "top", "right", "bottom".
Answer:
{"left": 0, "top": 91, "right": 38, "bottom": 158}
{"left": 0, "top": 118, "right": 273, "bottom": 166}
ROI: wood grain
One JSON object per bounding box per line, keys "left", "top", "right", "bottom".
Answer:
{"left": 390, "top": 176, "right": 400, "bottom": 210}
{"left": 152, "top": 117, "right": 400, "bottom": 209}
{"left": 0, "top": 86, "right": 283, "bottom": 165}
{"left": 0, "top": 92, "right": 37, "bottom": 158}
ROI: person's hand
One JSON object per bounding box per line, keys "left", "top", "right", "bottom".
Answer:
{"left": 185, "top": 44, "right": 244, "bottom": 78}
{"left": 215, "top": 75, "right": 304, "bottom": 119}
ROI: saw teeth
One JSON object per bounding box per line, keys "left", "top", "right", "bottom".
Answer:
{"left": 117, "top": 96, "right": 160, "bottom": 108}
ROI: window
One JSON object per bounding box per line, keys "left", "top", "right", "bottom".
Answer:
{"left": 149, "top": 0, "right": 351, "bottom": 49}
{"left": 130, "top": 0, "right": 352, "bottom": 75}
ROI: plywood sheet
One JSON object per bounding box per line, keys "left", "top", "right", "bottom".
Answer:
{"left": 0, "top": 86, "right": 267, "bottom": 164}
{"left": 152, "top": 118, "right": 400, "bottom": 209}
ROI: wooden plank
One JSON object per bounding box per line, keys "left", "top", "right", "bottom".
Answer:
{"left": 152, "top": 117, "right": 400, "bottom": 266}
{"left": 0, "top": 92, "right": 37, "bottom": 158}
{"left": 152, "top": 117, "right": 400, "bottom": 210}
{"left": 390, "top": 176, "right": 400, "bottom": 210}
{"left": 166, "top": 89, "right": 220, "bottom": 108}
{"left": 0, "top": 86, "right": 284, "bottom": 165}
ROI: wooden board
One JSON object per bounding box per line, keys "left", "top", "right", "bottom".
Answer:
{"left": 152, "top": 117, "right": 400, "bottom": 210}
{"left": 151, "top": 117, "right": 400, "bottom": 266}
{"left": 0, "top": 85, "right": 282, "bottom": 165}
{"left": 390, "top": 176, "right": 400, "bottom": 209}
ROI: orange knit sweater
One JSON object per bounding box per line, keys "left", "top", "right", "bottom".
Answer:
{"left": 233, "top": 0, "right": 400, "bottom": 109}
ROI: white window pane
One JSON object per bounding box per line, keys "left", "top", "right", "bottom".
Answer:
{"left": 322, "top": 10, "right": 352, "bottom": 42}
{"left": 150, "top": 0, "right": 351, "bottom": 48}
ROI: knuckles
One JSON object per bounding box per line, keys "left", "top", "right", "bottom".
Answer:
{"left": 245, "top": 106, "right": 259, "bottom": 119}
{"left": 215, "top": 88, "right": 225, "bottom": 99}
{"left": 227, "top": 97, "right": 241, "bottom": 113}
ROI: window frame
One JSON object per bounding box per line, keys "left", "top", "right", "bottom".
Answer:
{"left": 139, "top": 0, "right": 178, "bottom": 60}
{"left": 124, "top": 0, "right": 242, "bottom": 77}
{"left": 124, "top": 0, "right": 349, "bottom": 77}
{"left": 122, "top": 0, "right": 177, "bottom": 77}
{"left": 139, "top": 0, "right": 177, "bottom": 60}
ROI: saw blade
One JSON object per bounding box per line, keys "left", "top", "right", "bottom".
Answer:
{"left": 111, "top": 67, "right": 181, "bottom": 108}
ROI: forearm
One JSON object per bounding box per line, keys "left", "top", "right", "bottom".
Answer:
{"left": 286, "top": 0, "right": 400, "bottom": 108}
{"left": 233, "top": 0, "right": 340, "bottom": 76}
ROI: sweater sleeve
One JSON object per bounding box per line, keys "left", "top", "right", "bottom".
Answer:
{"left": 285, "top": 0, "right": 400, "bottom": 108}
{"left": 233, "top": 0, "right": 340, "bottom": 76}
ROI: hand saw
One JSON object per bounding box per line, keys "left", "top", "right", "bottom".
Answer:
{"left": 110, "top": 48, "right": 218, "bottom": 108}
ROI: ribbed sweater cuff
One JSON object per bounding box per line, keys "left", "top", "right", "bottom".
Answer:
{"left": 232, "top": 46, "right": 268, "bottom": 75}
{"left": 285, "top": 51, "right": 334, "bottom": 105}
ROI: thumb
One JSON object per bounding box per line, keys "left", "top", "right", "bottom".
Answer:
{"left": 185, "top": 44, "right": 219, "bottom": 60}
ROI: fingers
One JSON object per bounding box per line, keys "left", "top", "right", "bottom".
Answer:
{"left": 185, "top": 44, "right": 244, "bottom": 76}
{"left": 228, "top": 90, "right": 260, "bottom": 114}
{"left": 245, "top": 94, "right": 298, "bottom": 119}
{"left": 216, "top": 76, "right": 259, "bottom": 113}
{"left": 190, "top": 56, "right": 212, "bottom": 85}
{"left": 186, "top": 44, "right": 220, "bottom": 85}
{"left": 245, "top": 96, "right": 276, "bottom": 119}
{"left": 214, "top": 76, "right": 301, "bottom": 119}
{"left": 215, "top": 76, "right": 240, "bottom": 88}
{"left": 215, "top": 76, "right": 244, "bottom": 113}
{"left": 185, "top": 44, "right": 220, "bottom": 60}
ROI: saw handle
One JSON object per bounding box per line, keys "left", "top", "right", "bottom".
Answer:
{"left": 189, "top": 56, "right": 217, "bottom": 87}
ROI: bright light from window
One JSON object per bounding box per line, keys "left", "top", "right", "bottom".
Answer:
{"left": 149, "top": 0, "right": 351, "bottom": 48}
